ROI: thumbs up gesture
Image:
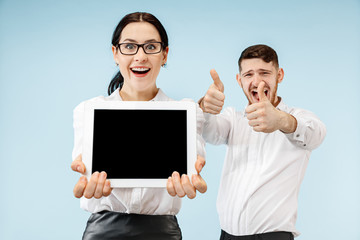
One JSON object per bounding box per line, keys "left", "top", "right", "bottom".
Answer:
{"left": 245, "top": 81, "right": 285, "bottom": 133}
{"left": 199, "top": 69, "right": 225, "bottom": 114}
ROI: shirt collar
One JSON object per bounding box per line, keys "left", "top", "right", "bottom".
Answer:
{"left": 107, "top": 88, "right": 170, "bottom": 101}
{"left": 275, "top": 97, "right": 287, "bottom": 111}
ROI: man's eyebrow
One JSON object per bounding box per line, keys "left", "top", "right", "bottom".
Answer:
{"left": 258, "top": 68, "right": 272, "bottom": 72}
{"left": 242, "top": 70, "right": 253, "bottom": 76}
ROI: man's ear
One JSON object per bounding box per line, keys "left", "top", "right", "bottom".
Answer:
{"left": 277, "top": 68, "right": 284, "bottom": 84}
{"left": 236, "top": 73, "right": 243, "bottom": 89}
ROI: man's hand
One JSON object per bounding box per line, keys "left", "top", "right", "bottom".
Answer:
{"left": 71, "top": 154, "right": 112, "bottom": 199}
{"left": 199, "top": 69, "right": 225, "bottom": 114}
{"left": 166, "top": 155, "right": 207, "bottom": 199}
{"left": 245, "top": 81, "right": 297, "bottom": 133}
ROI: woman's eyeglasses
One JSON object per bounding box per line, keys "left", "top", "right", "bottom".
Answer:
{"left": 117, "top": 42, "right": 164, "bottom": 55}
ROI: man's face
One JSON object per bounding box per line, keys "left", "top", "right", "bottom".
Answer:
{"left": 236, "top": 58, "right": 284, "bottom": 106}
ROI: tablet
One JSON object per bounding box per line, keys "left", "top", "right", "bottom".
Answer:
{"left": 82, "top": 100, "right": 197, "bottom": 188}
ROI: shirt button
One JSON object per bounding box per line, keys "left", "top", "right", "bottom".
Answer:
{"left": 303, "top": 144, "right": 306, "bottom": 146}
{"left": 296, "top": 134, "right": 300, "bottom": 137}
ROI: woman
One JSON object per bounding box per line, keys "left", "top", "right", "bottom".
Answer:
{"left": 70, "top": 12, "right": 207, "bottom": 240}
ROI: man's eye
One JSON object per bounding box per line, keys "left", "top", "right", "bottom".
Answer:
{"left": 244, "top": 74, "right": 252, "bottom": 77}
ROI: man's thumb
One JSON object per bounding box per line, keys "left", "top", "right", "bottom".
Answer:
{"left": 258, "top": 81, "right": 267, "bottom": 102}
{"left": 210, "top": 69, "right": 224, "bottom": 92}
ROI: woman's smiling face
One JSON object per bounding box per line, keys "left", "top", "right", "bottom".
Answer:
{"left": 112, "top": 22, "right": 168, "bottom": 93}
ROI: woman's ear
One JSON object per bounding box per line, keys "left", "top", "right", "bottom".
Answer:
{"left": 112, "top": 46, "right": 119, "bottom": 65}
{"left": 162, "top": 47, "right": 169, "bottom": 66}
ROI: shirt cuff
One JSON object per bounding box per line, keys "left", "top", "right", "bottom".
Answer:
{"left": 285, "top": 116, "right": 307, "bottom": 147}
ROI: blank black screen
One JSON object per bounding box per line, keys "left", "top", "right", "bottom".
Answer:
{"left": 92, "top": 109, "right": 187, "bottom": 178}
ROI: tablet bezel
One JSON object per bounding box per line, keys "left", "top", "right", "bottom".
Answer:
{"left": 82, "top": 100, "right": 197, "bottom": 188}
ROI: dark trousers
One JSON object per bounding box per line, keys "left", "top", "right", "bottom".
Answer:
{"left": 82, "top": 211, "right": 182, "bottom": 240}
{"left": 220, "top": 230, "right": 294, "bottom": 240}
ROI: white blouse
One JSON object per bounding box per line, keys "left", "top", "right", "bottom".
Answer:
{"left": 72, "top": 88, "right": 206, "bottom": 215}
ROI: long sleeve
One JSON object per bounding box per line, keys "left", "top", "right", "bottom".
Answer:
{"left": 195, "top": 103, "right": 206, "bottom": 158}
{"left": 284, "top": 108, "right": 327, "bottom": 151}
{"left": 72, "top": 101, "right": 85, "bottom": 161}
{"left": 202, "top": 107, "right": 234, "bottom": 146}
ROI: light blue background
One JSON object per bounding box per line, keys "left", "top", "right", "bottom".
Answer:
{"left": 1, "top": 0, "right": 359, "bottom": 239}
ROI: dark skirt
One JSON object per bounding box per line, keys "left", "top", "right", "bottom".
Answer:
{"left": 82, "top": 211, "right": 182, "bottom": 240}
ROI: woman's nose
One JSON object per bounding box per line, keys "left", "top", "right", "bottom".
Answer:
{"left": 134, "top": 47, "right": 148, "bottom": 62}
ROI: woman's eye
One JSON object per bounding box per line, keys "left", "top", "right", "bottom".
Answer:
{"left": 146, "top": 44, "right": 156, "bottom": 50}
{"left": 125, "top": 44, "right": 136, "bottom": 49}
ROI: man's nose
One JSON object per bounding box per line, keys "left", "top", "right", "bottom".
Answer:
{"left": 253, "top": 73, "right": 262, "bottom": 86}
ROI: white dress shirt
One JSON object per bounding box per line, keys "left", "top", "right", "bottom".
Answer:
{"left": 72, "top": 88, "right": 205, "bottom": 215}
{"left": 203, "top": 100, "right": 326, "bottom": 237}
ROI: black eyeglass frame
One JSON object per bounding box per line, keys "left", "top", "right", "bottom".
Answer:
{"left": 116, "top": 42, "right": 164, "bottom": 55}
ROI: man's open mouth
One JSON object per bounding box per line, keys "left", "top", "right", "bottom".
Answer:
{"left": 251, "top": 89, "right": 269, "bottom": 101}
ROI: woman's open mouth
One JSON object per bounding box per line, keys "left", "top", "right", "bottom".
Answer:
{"left": 131, "top": 67, "right": 150, "bottom": 77}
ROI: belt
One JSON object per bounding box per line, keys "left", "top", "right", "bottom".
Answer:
{"left": 220, "top": 230, "right": 294, "bottom": 240}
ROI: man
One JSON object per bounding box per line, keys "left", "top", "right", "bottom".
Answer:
{"left": 199, "top": 44, "right": 326, "bottom": 240}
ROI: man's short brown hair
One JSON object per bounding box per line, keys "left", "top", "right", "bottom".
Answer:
{"left": 238, "top": 44, "right": 279, "bottom": 72}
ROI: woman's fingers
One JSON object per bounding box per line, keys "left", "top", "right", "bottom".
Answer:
{"left": 73, "top": 176, "right": 87, "bottom": 198}
{"left": 195, "top": 155, "right": 206, "bottom": 173}
{"left": 94, "top": 172, "right": 107, "bottom": 199}
{"left": 71, "top": 154, "right": 86, "bottom": 174}
{"left": 103, "top": 180, "right": 112, "bottom": 197}
{"left": 166, "top": 177, "right": 176, "bottom": 197}
{"left": 192, "top": 174, "right": 207, "bottom": 194}
{"left": 172, "top": 171, "right": 185, "bottom": 197}
{"left": 167, "top": 171, "right": 207, "bottom": 199}
{"left": 73, "top": 166, "right": 112, "bottom": 199}
{"left": 72, "top": 154, "right": 111, "bottom": 199}
{"left": 181, "top": 174, "right": 196, "bottom": 199}
{"left": 83, "top": 172, "right": 99, "bottom": 199}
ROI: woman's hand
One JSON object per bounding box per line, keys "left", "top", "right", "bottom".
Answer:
{"left": 71, "top": 154, "right": 112, "bottom": 199}
{"left": 166, "top": 155, "right": 207, "bottom": 199}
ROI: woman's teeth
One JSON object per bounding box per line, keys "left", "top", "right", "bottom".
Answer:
{"left": 131, "top": 67, "right": 150, "bottom": 73}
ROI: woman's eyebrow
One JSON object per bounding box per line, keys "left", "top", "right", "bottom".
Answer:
{"left": 144, "top": 39, "right": 159, "bottom": 43}
{"left": 121, "top": 38, "right": 159, "bottom": 43}
{"left": 121, "top": 38, "right": 137, "bottom": 42}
